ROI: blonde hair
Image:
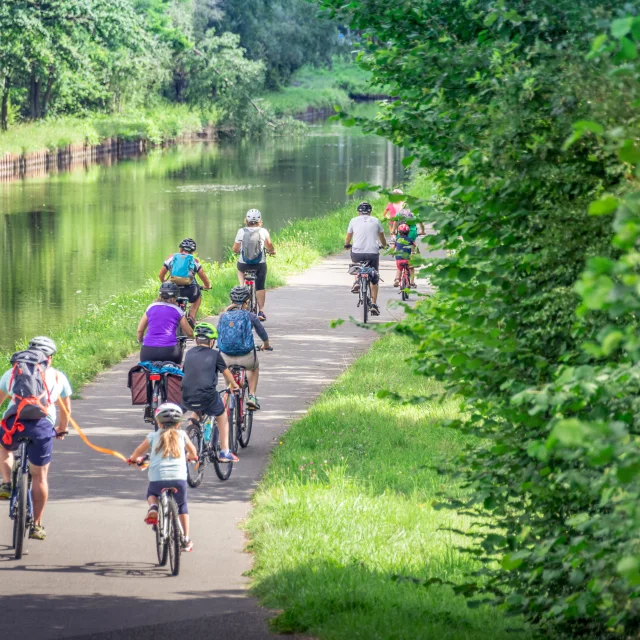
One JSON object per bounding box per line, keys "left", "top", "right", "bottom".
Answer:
{"left": 155, "top": 425, "right": 182, "bottom": 458}
{"left": 245, "top": 218, "right": 263, "bottom": 227}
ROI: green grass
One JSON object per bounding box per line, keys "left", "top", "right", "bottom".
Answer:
{"left": 246, "top": 334, "right": 531, "bottom": 639}
{"left": 261, "top": 59, "right": 383, "bottom": 117}
{"left": 0, "top": 104, "right": 217, "bottom": 156}
{"left": 0, "top": 199, "right": 375, "bottom": 392}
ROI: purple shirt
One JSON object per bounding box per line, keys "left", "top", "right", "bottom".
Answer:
{"left": 143, "top": 302, "right": 184, "bottom": 347}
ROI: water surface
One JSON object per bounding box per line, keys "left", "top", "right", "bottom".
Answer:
{"left": 0, "top": 118, "right": 404, "bottom": 347}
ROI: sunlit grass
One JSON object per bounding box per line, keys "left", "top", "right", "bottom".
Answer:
{"left": 246, "top": 334, "right": 531, "bottom": 639}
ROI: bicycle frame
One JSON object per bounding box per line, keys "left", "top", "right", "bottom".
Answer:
{"left": 9, "top": 442, "right": 33, "bottom": 522}
{"left": 158, "top": 490, "right": 184, "bottom": 540}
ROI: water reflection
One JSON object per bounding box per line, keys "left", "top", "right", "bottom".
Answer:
{"left": 0, "top": 122, "right": 404, "bottom": 347}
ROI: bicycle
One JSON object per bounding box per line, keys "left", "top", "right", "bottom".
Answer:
{"left": 9, "top": 431, "right": 66, "bottom": 559}
{"left": 242, "top": 271, "right": 259, "bottom": 316}
{"left": 185, "top": 393, "right": 237, "bottom": 485}
{"left": 397, "top": 259, "right": 411, "bottom": 301}
{"left": 176, "top": 289, "right": 200, "bottom": 358}
{"left": 144, "top": 373, "right": 167, "bottom": 431}
{"left": 349, "top": 261, "right": 376, "bottom": 324}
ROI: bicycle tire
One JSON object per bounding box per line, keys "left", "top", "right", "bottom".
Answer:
{"left": 238, "top": 382, "right": 253, "bottom": 448}
{"left": 156, "top": 503, "right": 169, "bottom": 566}
{"left": 211, "top": 425, "right": 233, "bottom": 481}
{"left": 186, "top": 423, "right": 205, "bottom": 488}
{"left": 167, "top": 495, "right": 181, "bottom": 576}
{"left": 362, "top": 279, "right": 369, "bottom": 324}
{"left": 229, "top": 399, "right": 239, "bottom": 456}
{"left": 13, "top": 468, "right": 28, "bottom": 559}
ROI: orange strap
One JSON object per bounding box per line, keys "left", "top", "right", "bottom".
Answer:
{"left": 58, "top": 400, "right": 128, "bottom": 464}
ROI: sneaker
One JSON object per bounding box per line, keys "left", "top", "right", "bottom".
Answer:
{"left": 393, "top": 279, "right": 400, "bottom": 287}
{"left": 0, "top": 482, "right": 11, "bottom": 500}
{"left": 144, "top": 507, "right": 159, "bottom": 525}
{"left": 351, "top": 282, "right": 360, "bottom": 294}
{"left": 410, "top": 282, "right": 417, "bottom": 289}
{"left": 143, "top": 405, "right": 154, "bottom": 423}
{"left": 247, "top": 394, "right": 260, "bottom": 410}
{"left": 218, "top": 450, "right": 239, "bottom": 463}
{"left": 29, "top": 524, "right": 46, "bottom": 540}
{"left": 370, "top": 303, "right": 380, "bottom": 317}
{"left": 258, "top": 311, "right": 267, "bottom": 322}
{"left": 182, "top": 537, "right": 194, "bottom": 552}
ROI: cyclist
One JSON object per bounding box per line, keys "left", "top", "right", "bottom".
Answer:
{"left": 137, "top": 282, "right": 194, "bottom": 365}
{"left": 181, "top": 322, "right": 241, "bottom": 463}
{"left": 344, "top": 201, "right": 388, "bottom": 317}
{"left": 158, "top": 238, "right": 212, "bottom": 325}
{"left": 232, "top": 209, "right": 276, "bottom": 322}
{"left": 0, "top": 336, "right": 71, "bottom": 541}
{"left": 127, "top": 403, "right": 198, "bottom": 552}
{"left": 217, "top": 286, "right": 271, "bottom": 411}
{"left": 383, "top": 188, "right": 405, "bottom": 234}
{"left": 393, "top": 223, "right": 417, "bottom": 288}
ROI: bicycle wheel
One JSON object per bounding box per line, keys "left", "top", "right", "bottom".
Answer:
{"left": 211, "top": 425, "right": 233, "bottom": 481}
{"left": 156, "top": 504, "right": 169, "bottom": 566}
{"left": 401, "top": 271, "right": 409, "bottom": 301}
{"left": 167, "top": 496, "right": 181, "bottom": 577}
{"left": 362, "top": 279, "right": 369, "bottom": 324}
{"left": 238, "top": 383, "right": 253, "bottom": 448}
{"left": 12, "top": 469, "right": 28, "bottom": 559}
{"left": 186, "top": 422, "right": 205, "bottom": 488}
{"left": 229, "top": 399, "right": 239, "bottom": 456}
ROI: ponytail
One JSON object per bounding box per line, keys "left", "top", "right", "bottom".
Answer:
{"left": 155, "top": 426, "right": 181, "bottom": 458}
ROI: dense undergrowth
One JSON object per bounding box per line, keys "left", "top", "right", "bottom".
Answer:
{"left": 247, "top": 334, "right": 530, "bottom": 640}
{"left": 317, "top": 0, "right": 640, "bottom": 636}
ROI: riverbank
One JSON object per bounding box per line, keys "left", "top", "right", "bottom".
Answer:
{"left": 246, "top": 333, "right": 530, "bottom": 639}
{"left": 1, "top": 198, "right": 372, "bottom": 393}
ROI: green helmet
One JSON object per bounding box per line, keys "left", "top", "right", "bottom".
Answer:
{"left": 194, "top": 322, "right": 217, "bottom": 340}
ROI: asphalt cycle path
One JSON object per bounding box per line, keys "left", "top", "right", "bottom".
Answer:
{"left": 0, "top": 250, "right": 426, "bottom": 640}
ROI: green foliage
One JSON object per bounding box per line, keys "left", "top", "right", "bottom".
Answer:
{"left": 316, "top": 0, "right": 640, "bottom": 636}
{"left": 247, "top": 334, "right": 530, "bottom": 639}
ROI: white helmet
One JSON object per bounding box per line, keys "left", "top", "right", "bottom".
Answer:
{"left": 28, "top": 336, "right": 57, "bottom": 356}
{"left": 246, "top": 208, "right": 262, "bottom": 223}
{"left": 155, "top": 403, "right": 183, "bottom": 426}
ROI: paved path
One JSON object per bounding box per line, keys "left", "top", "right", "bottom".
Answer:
{"left": 0, "top": 251, "right": 414, "bottom": 640}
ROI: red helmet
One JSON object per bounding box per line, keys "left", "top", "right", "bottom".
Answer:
{"left": 397, "top": 223, "right": 410, "bottom": 235}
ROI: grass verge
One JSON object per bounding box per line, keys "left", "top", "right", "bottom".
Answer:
{"left": 1, "top": 199, "right": 376, "bottom": 392}
{"left": 0, "top": 104, "right": 217, "bottom": 156}
{"left": 245, "top": 333, "right": 531, "bottom": 640}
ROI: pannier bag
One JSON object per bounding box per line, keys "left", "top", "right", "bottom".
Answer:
{"left": 128, "top": 362, "right": 184, "bottom": 407}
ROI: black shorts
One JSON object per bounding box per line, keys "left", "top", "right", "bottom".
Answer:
{"left": 237, "top": 262, "right": 267, "bottom": 292}
{"left": 140, "top": 344, "right": 183, "bottom": 365}
{"left": 179, "top": 283, "right": 201, "bottom": 304}
{"left": 350, "top": 252, "right": 380, "bottom": 284}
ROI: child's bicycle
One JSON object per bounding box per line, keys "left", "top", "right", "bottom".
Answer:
{"left": 397, "top": 259, "right": 411, "bottom": 301}
{"left": 131, "top": 455, "right": 185, "bottom": 577}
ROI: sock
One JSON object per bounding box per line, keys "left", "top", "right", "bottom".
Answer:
{"left": 148, "top": 505, "right": 158, "bottom": 511}
{"left": 221, "top": 449, "right": 229, "bottom": 455}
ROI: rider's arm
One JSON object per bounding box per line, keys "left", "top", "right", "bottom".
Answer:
{"left": 158, "top": 266, "right": 169, "bottom": 283}
{"left": 56, "top": 396, "right": 71, "bottom": 433}
{"left": 249, "top": 313, "right": 269, "bottom": 344}
{"left": 196, "top": 265, "right": 211, "bottom": 290}
{"left": 185, "top": 435, "right": 198, "bottom": 461}
{"left": 232, "top": 241, "right": 241, "bottom": 254}
{"left": 136, "top": 313, "right": 148, "bottom": 343}
{"left": 378, "top": 231, "right": 388, "bottom": 249}
{"left": 179, "top": 316, "right": 194, "bottom": 338}
{"left": 221, "top": 367, "right": 240, "bottom": 391}
{"left": 0, "top": 390, "right": 7, "bottom": 405}
{"left": 344, "top": 231, "right": 353, "bottom": 247}
{"left": 232, "top": 228, "right": 243, "bottom": 255}
{"left": 129, "top": 437, "right": 151, "bottom": 461}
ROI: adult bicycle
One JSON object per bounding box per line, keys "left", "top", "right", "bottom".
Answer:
{"left": 144, "top": 373, "right": 167, "bottom": 430}
{"left": 185, "top": 394, "right": 237, "bottom": 485}
{"left": 242, "top": 271, "right": 259, "bottom": 316}
{"left": 349, "top": 261, "right": 377, "bottom": 324}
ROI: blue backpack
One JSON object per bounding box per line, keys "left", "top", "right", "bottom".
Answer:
{"left": 217, "top": 309, "right": 255, "bottom": 356}
{"left": 169, "top": 253, "right": 195, "bottom": 286}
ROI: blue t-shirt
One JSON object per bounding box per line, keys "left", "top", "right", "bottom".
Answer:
{"left": 146, "top": 429, "right": 188, "bottom": 482}
{"left": 394, "top": 236, "right": 414, "bottom": 260}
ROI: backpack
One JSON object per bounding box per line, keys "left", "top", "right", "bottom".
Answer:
{"left": 217, "top": 309, "right": 255, "bottom": 356}
{"left": 169, "top": 253, "right": 196, "bottom": 286}
{"left": 241, "top": 228, "right": 264, "bottom": 265}
{"left": 1, "top": 350, "right": 52, "bottom": 445}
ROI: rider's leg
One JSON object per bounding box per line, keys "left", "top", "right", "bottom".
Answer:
{"left": 371, "top": 282, "right": 379, "bottom": 304}
{"left": 410, "top": 267, "right": 416, "bottom": 284}
{"left": 247, "top": 368, "right": 259, "bottom": 395}
{"left": 394, "top": 265, "right": 401, "bottom": 285}
{"left": 30, "top": 463, "right": 50, "bottom": 525}
{"left": 215, "top": 410, "right": 230, "bottom": 451}
{"left": 237, "top": 270, "right": 245, "bottom": 286}
{"left": 189, "top": 293, "right": 201, "bottom": 320}
{"left": 0, "top": 447, "right": 13, "bottom": 484}
{"left": 256, "top": 289, "right": 266, "bottom": 313}
{"left": 179, "top": 514, "right": 190, "bottom": 537}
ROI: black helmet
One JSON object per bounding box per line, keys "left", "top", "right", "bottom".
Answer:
{"left": 179, "top": 238, "right": 196, "bottom": 252}
{"left": 357, "top": 201, "right": 372, "bottom": 215}
{"left": 230, "top": 285, "right": 251, "bottom": 304}
{"left": 155, "top": 403, "right": 183, "bottom": 426}
{"left": 159, "top": 282, "right": 180, "bottom": 299}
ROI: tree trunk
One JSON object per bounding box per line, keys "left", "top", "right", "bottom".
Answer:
{"left": 41, "top": 71, "right": 55, "bottom": 117}
{"left": 0, "top": 76, "right": 8, "bottom": 131}
{"left": 29, "top": 73, "right": 40, "bottom": 119}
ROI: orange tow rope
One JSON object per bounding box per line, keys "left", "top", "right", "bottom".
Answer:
{"left": 58, "top": 401, "right": 128, "bottom": 464}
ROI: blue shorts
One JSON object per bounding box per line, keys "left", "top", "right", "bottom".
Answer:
{"left": 184, "top": 394, "right": 225, "bottom": 418}
{"left": 147, "top": 480, "right": 188, "bottom": 515}
{"left": 0, "top": 416, "right": 55, "bottom": 467}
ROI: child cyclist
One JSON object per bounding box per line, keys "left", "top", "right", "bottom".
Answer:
{"left": 128, "top": 403, "right": 198, "bottom": 552}
{"left": 393, "top": 223, "right": 417, "bottom": 288}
